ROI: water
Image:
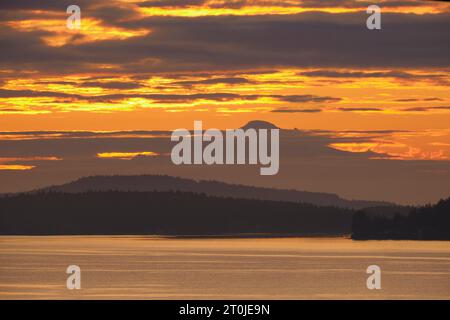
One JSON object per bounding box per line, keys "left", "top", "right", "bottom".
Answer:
{"left": 0, "top": 236, "right": 449, "bottom": 299}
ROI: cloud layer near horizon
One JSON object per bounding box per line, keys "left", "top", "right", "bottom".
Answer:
{"left": 0, "top": 126, "right": 450, "bottom": 205}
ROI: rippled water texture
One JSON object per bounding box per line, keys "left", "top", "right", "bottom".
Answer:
{"left": 0, "top": 236, "right": 449, "bottom": 299}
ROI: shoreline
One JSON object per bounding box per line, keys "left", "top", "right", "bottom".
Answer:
{"left": 1, "top": 234, "right": 449, "bottom": 241}
{"left": 0, "top": 233, "right": 349, "bottom": 239}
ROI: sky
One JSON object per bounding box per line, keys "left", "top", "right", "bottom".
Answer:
{"left": 0, "top": 0, "right": 449, "bottom": 204}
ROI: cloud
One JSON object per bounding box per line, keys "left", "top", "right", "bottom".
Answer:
{"left": 79, "top": 81, "right": 143, "bottom": 90}
{"left": 0, "top": 165, "right": 35, "bottom": 171}
{"left": 1, "top": 11, "right": 449, "bottom": 76}
{"left": 172, "top": 77, "right": 252, "bottom": 87}
{"left": 403, "top": 106, "right": 450, "bottom": 112}
{"left": 0, "top": 156, "right": 62, "bottom": 162}
{"left": 97, "top": 151, "right": 159, "bottom": 160}
{"left": 0, "top": 131, "right": 171, "bottom": 141}
{"left": 138, "top": 0, "right": 207, "bottom": 8}
{"left": 299, "top": 70, "right": 447, "bottom": 81}
{"left": 0, "top": 107, "right": 24, "bottom": 113}
{"left": 394, "top": 98, "right": 445, "bottom": 102}
{"left": 136, "top": 0, "right": 448, "bottom": 10}
{"left": 0, "top": 88, "right": 84, "bottom": 99}
{"left": 0, "top": 88, "right": 340, "bottom": 105}
{"left": 271, "top": 95, "right": 341, "bottom": 103}
{"left": 338, "top": 107, "right": 384, "bottom": 112}
{"left": 271, "top": 108, "right": 322, "bottom": 113}
{"left": 0, "top": 0, "right": 95, "bottom": 11}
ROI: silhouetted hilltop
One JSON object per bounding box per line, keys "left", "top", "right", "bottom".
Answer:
{"left": 0, "top": 191, "right": 353, "bottom": 235}
{"left": 352, "top": 197, "right": 450, "bottom": 240}
{"left": 39, "top": 175, "right": 392, "bottom": 209}
{"left": 241, "top": 120, "right": 279, "bottom": 130}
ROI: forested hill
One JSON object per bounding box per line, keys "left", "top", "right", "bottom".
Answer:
{"left": 39, "top": 175, "right": 392, "bottom": 210}
{"left": 352, "top": 197, "right": 450, "bottom": 240}
{"left": 0, "top": 191, "right": 353, "bottom": 236}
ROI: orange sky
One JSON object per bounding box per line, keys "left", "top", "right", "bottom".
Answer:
{"left": 0, "top": 0, "right": 449, "bottom": 162}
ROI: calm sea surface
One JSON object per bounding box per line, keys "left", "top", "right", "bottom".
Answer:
{"left": 0, "top": 236, "right": 449, "bottom": 299}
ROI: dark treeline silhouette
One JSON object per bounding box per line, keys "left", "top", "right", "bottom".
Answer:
{"left": 39, "top": 175, "right": 393, "bottom": 209}
{"left": 352, "top": 197, "right": 450, "bottom": 240}
{"left": 0, "top": 191, "right": 353, "bottom": 235}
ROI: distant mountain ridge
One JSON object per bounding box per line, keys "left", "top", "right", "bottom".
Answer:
{"left": 40, "top": 175, "right": 393, "bottom": 209}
